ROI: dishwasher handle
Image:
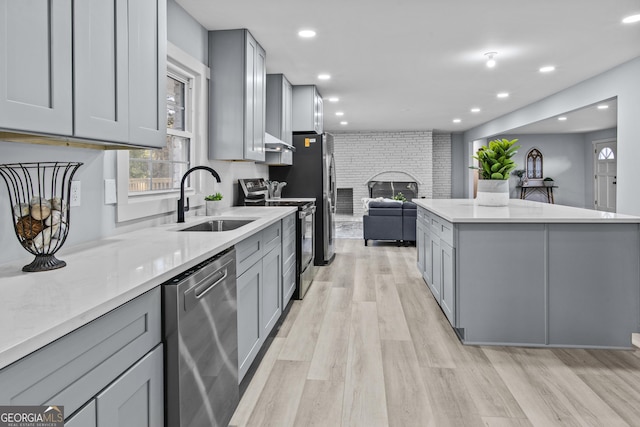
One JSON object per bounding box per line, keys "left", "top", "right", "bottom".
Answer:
{"left": 183, "top": 259, "right": 234, "bottom": 312}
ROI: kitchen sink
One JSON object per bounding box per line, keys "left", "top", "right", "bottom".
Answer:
{"left": 179, "top": 219, "right": 255, "bottom": 232}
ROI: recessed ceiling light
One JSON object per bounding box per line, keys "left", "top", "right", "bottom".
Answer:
{"left": 497, "top": 92, "right": 509, "bottom": 98}
{"left": 597, "top": 104, "right": 609, "bottom": 110}
{"left": 298, "top": 30, "right": 316, "bottom": 38}
{"left": 340, "top": 121, "right": 348, "bottom": 125}
{"left": 470, "top": 108, "right": 481, "bottom": 113}
{"left": 318, "top": 74, "right": 331, "bottom": 80}
{"left": 622, "top": 14, "right": 640, "bottom": 24}
{"left": 558, "top": 116, "right": 567, "bottom": 121}
{"left": 484, "top": 52, "right": 497, "bottom": 68}
{"left": 453, "top": 118, "right": 462, "bottom": 123}
{"left": 539, "top": 65, "right": 556, "bottom": 73}
{"left": 335, "top": 112, "right": 344, "bottom": 116}
{"left": 328, "top": 97, "right": 339, "bottom": 102}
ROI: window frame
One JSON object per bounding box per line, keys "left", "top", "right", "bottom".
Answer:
{"left": 116, "top": 42, "right": 209, "bottom": 223}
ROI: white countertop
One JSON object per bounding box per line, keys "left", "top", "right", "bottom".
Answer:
{"left": 0, "top": 206, "right": 296, "bottom": 369}
{"left": 412, "top": 199, "right": 640, "bottom": 223}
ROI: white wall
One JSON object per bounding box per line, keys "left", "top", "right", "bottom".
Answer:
{"left": 462, "top": 56, "right": 640, "bottom": 216}
{"left": 333, "top": 131, "right": 452, "bottom": 217}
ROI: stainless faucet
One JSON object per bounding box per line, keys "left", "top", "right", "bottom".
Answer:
{"left": 177, "top": 166, "right": 221, "bottom": 223}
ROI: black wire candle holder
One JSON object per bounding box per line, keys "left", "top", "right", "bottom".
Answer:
{"left": 0, "top": 162, "right": 83, "bottom": 272}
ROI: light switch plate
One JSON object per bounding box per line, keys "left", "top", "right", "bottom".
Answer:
{"left": 105, "top": 179, "right": 117, "bottom": 204}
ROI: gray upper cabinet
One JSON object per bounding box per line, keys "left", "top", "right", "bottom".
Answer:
{"left": 73, "top": 0, "right": 129, "bottom": 142}
{"left": 209, "top": 29, "right": 266, "bottom": 161}
{"left": 0, "top": 0, "right": 166, "bottom": 148}
{"left": 266, "top": 74, "right": 293, "bottom": 144}
{"left": 292, "top": 85, "right": 323, "bottom": 134}
{"left": 127, "top": 0, "right": 166, "bottom": 148}
{"left": 0, "top": 0, "right": 73, "bottom": 135}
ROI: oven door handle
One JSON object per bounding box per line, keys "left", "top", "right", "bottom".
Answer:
{"left": 299, "top": 206, "right": 316, "bottom": 218}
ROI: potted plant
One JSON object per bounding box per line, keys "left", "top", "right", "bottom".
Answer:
{"left": 204, "top": 192, "right": 223, "bottom": 215}
{"left": 393, "top": 192, "right": 407, "bottom": 202}
{"left": 470, "top": 138, "right": 520, "bottom": 206}
{"left": 543, "top": 177, "right": 554, "bottom": 187}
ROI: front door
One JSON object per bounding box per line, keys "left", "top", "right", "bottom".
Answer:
{"left": 594, "top": 140, "right": 617, "bottom": 212}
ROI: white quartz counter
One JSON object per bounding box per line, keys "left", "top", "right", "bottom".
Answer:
{"left": 0, "top": 206, "right": 296, "bottom": 369}
{"left": 413, "top": 199, "right": 640, "bottom": 223}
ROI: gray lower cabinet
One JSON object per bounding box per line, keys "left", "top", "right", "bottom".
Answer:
{"left": 0, "top": 288, "right": 163, "bottom": 425}
{"left": 282, "top": 213, "right": 296, "bottom": 307}
{"left": 0, "top": 0, "right": 73, "bottom": 135}
{"left": 0, "top": 0, "right": 166, "bottom": 148}
{"left": 236, "top": 220, "right": 283, "bottom": 381}
{"left": 417, "top": 207, "right": 455, "bottom": 327}
{"left": 96, "top": 344, "right": 164, "bottom": 427}
{"left": 209, "top": 29, "right": 266, "bottom": 161}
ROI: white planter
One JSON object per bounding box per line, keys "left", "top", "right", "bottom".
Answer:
{"left": 205, "top": 200, "right": 222, "bottom": 216}
{"left": 476, "top": 179, "right": 509, "bottom": 206}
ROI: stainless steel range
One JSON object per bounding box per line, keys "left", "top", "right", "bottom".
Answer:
{"left": 238, "top": 178, "right": 316, "bottom": 299}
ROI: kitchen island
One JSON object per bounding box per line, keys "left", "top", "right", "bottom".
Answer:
{"left": 413, "top": 199, "right": 640, "bottom": 349}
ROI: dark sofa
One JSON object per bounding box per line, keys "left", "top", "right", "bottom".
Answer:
{"left": 363, "top": 201, "right": 417, "bottom": 245}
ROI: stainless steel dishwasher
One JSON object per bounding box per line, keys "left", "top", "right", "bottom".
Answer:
{"left": 163, "top": 247, "right": 238, "bottom": 427}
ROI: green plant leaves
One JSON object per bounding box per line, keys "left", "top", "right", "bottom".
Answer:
{"left": 472, "top": 138, "right": 519, "bottom": 180}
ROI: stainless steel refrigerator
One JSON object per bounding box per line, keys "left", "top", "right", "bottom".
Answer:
{"left": 269, "top": 132, "right": 336, "bottom": 265}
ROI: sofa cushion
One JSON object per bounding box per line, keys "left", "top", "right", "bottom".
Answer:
{"left": 368, "top": 201, "right": 403, "bottom": 216}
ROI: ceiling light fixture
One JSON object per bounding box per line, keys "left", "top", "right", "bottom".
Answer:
{"left": 497, "top": 92, "right": 509, "bottom": 98}
{"left": 471, "top": 108, "right": 481, "bottom": 113}
{"left": 597, "top": 104, "right": 609, "bottom": 110}
{"left": 622, "top": 14, "right": 640, "bottom": 24}
{"left": 335, "top": 112, "right": 344, "bottom": 116}
{"left": 328, "top": 97, "right": 339, "bottom": 102}
{"left": 298, "top": 30, "right": 316, "bottom": 38}
{"left": 558, "top": 116, "right": 567, "bottom": 121}
{"left": 317, "top": 74, "right": 331, "bottom": 80}
{"left": 453, "top": 118, "right": 461, "bottom": 123}
{"left": 539, "top": 65, "right": 556, "bottom": 73}
{"left": 485, "top": 52, "right": 497, "bottom": 68}
{"left": 340, "top": 121, "right": 348, "bottom": 125}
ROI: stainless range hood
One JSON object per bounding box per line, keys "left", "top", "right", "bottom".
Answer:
{"left": 263, "top": 132, "right": 295, "bottom": 166}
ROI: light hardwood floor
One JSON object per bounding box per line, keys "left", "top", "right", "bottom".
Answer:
{"left": 230, "top": 239, "right": 640, "bottom": 427}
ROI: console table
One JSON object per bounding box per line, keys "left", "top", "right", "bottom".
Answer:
{"left": 517, "top": 183, "right": 557, "bottom": 204}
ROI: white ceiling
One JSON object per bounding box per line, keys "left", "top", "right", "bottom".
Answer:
{"left": 176, "top": 0, "right": 640, "bottom": 134}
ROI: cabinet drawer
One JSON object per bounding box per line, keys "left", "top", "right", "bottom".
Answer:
{"left": 263, "top": 221, "right": 282, "bottom": 254}
{"left": 0, "top": 288, "right": 161, "bottom": 417}
{"left": 431, "top": 215, "right": 454, "bottom": 247}
{"left": 236, "top": 231, "right": 263, "bottom": 276}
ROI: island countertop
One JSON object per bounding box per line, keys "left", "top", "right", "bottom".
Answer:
{"left": 0, "top": 206, "right": 296, "bottom": 369}
{"left": 412, "top": 198, "right": 640, "bottom": 223}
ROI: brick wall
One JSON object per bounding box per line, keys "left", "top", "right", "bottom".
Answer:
{"left": 333, "top": 131, "right": 451, "bottom": 216}
{"left": 432, "top": 133, "right": 452, "bottom": 199}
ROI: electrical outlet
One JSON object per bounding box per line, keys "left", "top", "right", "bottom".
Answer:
{"left": 70, "top": 181, "right": 81, "bottom": 207}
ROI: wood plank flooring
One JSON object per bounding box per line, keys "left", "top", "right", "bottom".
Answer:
{"left": 230, "top": 239, "right": 640, "bottom": 427}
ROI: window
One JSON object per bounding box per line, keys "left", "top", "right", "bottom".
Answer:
{"left": 526, "top": 148, "right": 543, "bottom": 179}
{"left": 116, "top": 43, "right": 208, "bottom": 222}
{"left": 598, "top": 147, "right": 615, "bottom": 160}
{"left": 128, "top": 75, "right": 192, "bottom": 194}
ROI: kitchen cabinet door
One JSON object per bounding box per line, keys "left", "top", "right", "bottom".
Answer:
{"left": 292, "top": 85, "right": 323, "bottom": 133}
{"left": 441, "top": 241, "right": 456, "bottom": 326}
{"left": 262, "top": 246, "right": 282, "bottom": 338}
{"left": 209, "top": 29, "right": 266, "bottom": 161}
{"left": 73, "top": 0, "right": 129, "bottom": 142}
{"left": 266, "top": 74, "right": 293, "bottom": 144}
{"left": 416, "top": 218, "right": 425, "bottom": 274}
{"left": 96, "top": 345, "right": 164, "bottom": 427}
{"left": 237, "top": 260, "right": 262, "bottom": 381}
{"left": 0, "top": 0, "right": 72, "bottom": 135}
{"left": 430, "top": 236, "right": 442, "bottom": 304}
{"left": 66, "top": 401, "right": 96, "bottom": 427}
{"left": 127, "top": 0, "right": 166, "bottom": 148}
